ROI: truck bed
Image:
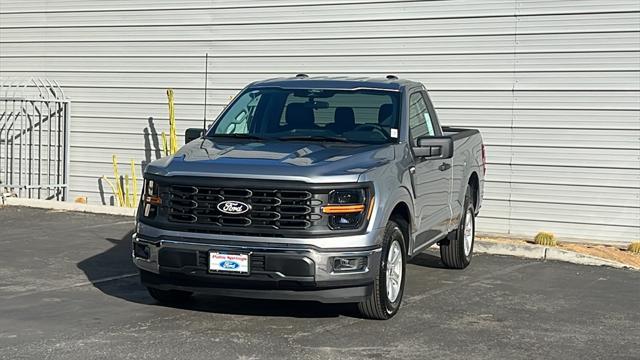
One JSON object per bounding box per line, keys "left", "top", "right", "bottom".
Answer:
{"left": 441, "top": 126, "right": 480, "bottom": 140}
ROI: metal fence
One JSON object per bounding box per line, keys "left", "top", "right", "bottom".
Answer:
{"left": 0, "top": 79, "right": 70, "bottom": 200}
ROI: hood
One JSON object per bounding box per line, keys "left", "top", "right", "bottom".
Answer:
{"left": 144, "top": 138, "right": 395, "bottom": 182}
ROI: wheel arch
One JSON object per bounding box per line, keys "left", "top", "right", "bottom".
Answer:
{"left": 388, "top": 201, "right": 412, "bottom": 253}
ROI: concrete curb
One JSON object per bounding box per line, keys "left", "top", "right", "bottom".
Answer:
{"left": 474, "top": 241, "right": 546, "bottom": 260}
{"left": 475, "top": 240, "right": 638, "bottom": 271}
{"left": 1, "top": 197, "right": 136, "bottom": 217}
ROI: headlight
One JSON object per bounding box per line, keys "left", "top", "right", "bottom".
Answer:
{"left": 323, "top": 189, "right": 372, "bottom": 229}
{"left": 142, "top": 179, "right": 161, "bottom": 218}
{"left": 329, "top": 188, "right": 365, "bottom": 205}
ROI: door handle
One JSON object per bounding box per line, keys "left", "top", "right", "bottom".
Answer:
{"left": 439, "top": 162, "right": 451, "bottom": 171}
{"left": 409, "top": 166, "right": 416, "bottom": 174}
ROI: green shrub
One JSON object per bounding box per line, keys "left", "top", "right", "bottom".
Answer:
{"left": 534, "top": 232, "right": 557, "bottom": 247}
{"left": 628, "top": 242, "right": 640, "bottom": 254}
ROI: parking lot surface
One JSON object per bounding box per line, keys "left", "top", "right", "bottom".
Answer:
{"left": 0, "top": 206, "right": 638, "bottom": 360}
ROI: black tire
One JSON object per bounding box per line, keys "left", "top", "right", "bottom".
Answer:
{"left": 440, "top": 187, "right": 475, "bottom": 269}
{"left": 358, "top": 219, "right": 407, "bottom": 320}
{"left": 146, "top": 286, "right": 193, "bottom": 304}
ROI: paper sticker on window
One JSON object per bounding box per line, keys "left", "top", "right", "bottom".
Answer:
{"left": 390, "top": 128, "right": 398, "bottom": 138}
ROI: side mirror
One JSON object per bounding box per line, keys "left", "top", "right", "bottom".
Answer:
{"left": 185, "top": 128, "right": 203, "bottom": 144}
{"left": 413, "top": 136, "right": 453, "bottom": 159}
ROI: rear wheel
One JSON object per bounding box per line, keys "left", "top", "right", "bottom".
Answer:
{"left": 357, "top": 219, "right": 406, "bottom": 320}
{"left": 146, "top": 286, "right": 193, "bottom": 304}
{"left": 440, "top": 187, "right": 475, "bottom": 269}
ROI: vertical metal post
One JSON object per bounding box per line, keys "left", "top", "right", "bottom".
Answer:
{"left": 28, "top": 100, "right": 34, "bottom": 198}
{"left": 9, "top": 96, "right": 16, "bottom": 195}
{"left": 62, "top": 101, "right": 70, "bottom": 201}
{"left": 18, "top": 100, "right": 23, "bottom": 197}
{"left": 0, "top": 83, "right": 5, "bottom": 188}
{"left": 55, "top": 102, "right": 59, "bottom": 200}
{"left": 46, "top": 98, "right": 52, "bottom": 199}
{"left": 36, "top": 100, "right": 42, "bottom": 199}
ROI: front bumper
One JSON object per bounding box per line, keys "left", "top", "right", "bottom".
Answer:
{"left": 132, "top": 230, "right": 383, "bottom": 303}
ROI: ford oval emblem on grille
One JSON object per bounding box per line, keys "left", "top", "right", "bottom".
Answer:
{"left": 217, "top": 200, "right": 251, "bottom": 215}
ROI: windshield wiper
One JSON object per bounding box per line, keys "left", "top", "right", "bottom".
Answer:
{"left": 278, "top": 135, "right": 349, "bottom": 143}
{"left": 206, "top": 133, "right": 266, "bottom": 140}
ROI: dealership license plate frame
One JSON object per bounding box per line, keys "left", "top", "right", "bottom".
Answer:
{"left": 208, "top": 251, "right": 251, "bottom": 275}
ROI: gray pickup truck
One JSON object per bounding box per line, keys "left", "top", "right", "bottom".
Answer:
{"left": 133, "top": 75, "right": 485, "bottom": 319}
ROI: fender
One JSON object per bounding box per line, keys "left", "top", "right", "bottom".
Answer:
{"left": 373, "top": 185, "right": 414, "bottom": 247}
{"left": 449, "top": 142, "right": 482, "bottom": 233}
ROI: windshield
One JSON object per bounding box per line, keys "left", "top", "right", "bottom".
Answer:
{"left": 208, "top": 88, "right": 401, "bottom": 144}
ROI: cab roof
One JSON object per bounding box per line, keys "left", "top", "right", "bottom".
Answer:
{"left": 247, "top": 75, "right": 423, "bottom": 92}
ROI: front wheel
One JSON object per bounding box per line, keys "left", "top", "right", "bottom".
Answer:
{"left": 440, "top": 187, "right": 475, "bottom": 269}
{"left": 357, "top": 219, "right": 407, "bottom": 320}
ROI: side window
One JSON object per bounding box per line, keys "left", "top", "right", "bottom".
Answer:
{"left": 422, "top": 102, "right": 435, "bottom": 136}
{"left": 408, "top": 92, "right": 432, "bottom": 144}
{"left": 422, "top": 91, "right": 440, "bottom": 137}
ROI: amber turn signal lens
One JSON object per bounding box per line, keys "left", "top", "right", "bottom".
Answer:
{"left": 144, "top": 195, "right": 161, "bottom": 205}
{"left": 322, "top": 204, "right": 366, "bottom": 214}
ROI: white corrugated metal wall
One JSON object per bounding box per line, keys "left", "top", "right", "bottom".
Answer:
{"left": 1, "top": 0, "right": 638, "bottom": 244}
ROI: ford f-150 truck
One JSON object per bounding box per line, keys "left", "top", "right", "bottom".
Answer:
{"left": 133, "top": 75, "right": 485, "bottom": 319}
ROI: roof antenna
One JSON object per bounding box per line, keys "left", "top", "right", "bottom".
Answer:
{"left": 202, "top": 52, "right": 209, "bottom": 134}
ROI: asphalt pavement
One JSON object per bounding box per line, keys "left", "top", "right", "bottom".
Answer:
{"left": 0, "top": 206, "right": 638, "bottom": 360}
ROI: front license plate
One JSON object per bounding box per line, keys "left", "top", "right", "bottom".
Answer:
{"left": 209, "top": 252, "right": 250, "bottom": 274}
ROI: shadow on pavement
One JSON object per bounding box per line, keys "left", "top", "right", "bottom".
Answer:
{"left": 76, "top": 230, "right": 358, "bottom": 318}
{"left": 76, "top": 229, "right": 150, "bottom": 303}
{"left": 176, "top": 295, "right": 357, "bottom": 319}
{"left": 409, "top": 251, "right": 447, "bottom": 269}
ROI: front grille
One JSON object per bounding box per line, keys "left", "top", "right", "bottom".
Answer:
{"left": 167, "top": 185, "right": 323, "bottom": 230}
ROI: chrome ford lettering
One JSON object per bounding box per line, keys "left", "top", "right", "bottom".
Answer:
{"left": 217, "top": 200, "right": 251, "bottom": 215}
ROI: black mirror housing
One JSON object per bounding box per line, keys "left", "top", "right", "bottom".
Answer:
{"left": 413, "top": 136, "right": 454, "bottom": 159}
{"left": 185, "top": 128, "right": 204, "bottom": 144}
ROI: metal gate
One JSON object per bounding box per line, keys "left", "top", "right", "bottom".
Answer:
{"left": 0, "top": 79, "right": 70, "bottom": 200}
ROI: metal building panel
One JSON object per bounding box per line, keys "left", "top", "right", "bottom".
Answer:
{"left": 0, "top": 70, "right": 520, "bottom": 92}
{"left": 0, "top": 0, "right": 638, "bottom": 244}
{"left": 515, "top": 52, "right": 640, "bottom": 72}
{"left": 0, "top": 17, "right": 519, "bottom": 41}
{"left": 516, "top": 12, "right": 640, "bottom": 33}
{"left": 508, "top": 147, "right": 639, "bottom": 169}
{"left": 0, "top": 54, "right": 520, "bottom": 73}
{"left": 516, "top": 0, "right": 640, "bottom": 15}
{"left": 507, "top": 183, "right": 640, "bottom": 208}
{"left": 508, "top": 202, "right": 639, "bottom": 229}
{"left": 512, "top": 109, "right": 640, "bottom": 130}
{"left": 488, "top": 164, "right": 640, "bottom": 189}
{"left": 0, "top": 1, "right": 517, "bottom": 27}
{"left": 488, "top": 218, "right": 639, "bottom": 244}
{"left": 510, "top": 128, "right": 640, "bottom": 150}
{"left": 512, "top": 91, "right": 640, "bottom": 110}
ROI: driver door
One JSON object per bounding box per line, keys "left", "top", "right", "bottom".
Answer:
{"left": 409, "top": 91, "right": 452, "bottom": 250}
